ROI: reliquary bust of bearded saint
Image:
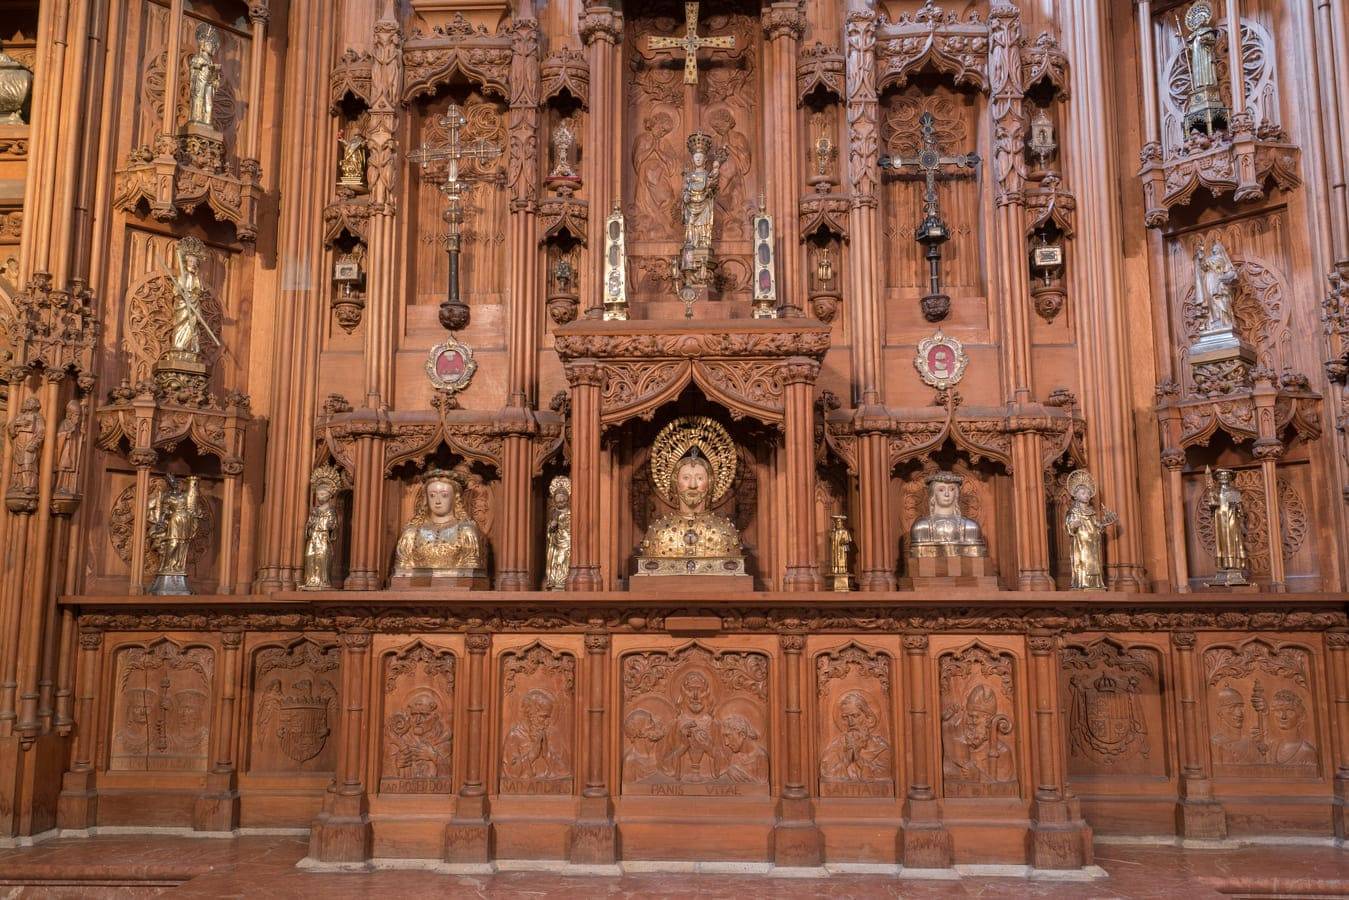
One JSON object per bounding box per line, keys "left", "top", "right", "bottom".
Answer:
{"left": 391, "top": 468, "right": 488, "bottom": 588}
{"left": 633, "top": 417, "right": 746, "bottom": 579}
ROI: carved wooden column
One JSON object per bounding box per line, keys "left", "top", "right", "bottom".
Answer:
{"left": 446, "top": 632, "right": 492, "bottom": 863}
{"left": 1062, "top": 0, "right": 1147, "bottom": 590}
{"left": 55, "top": 627, "right": 101, "bottom": 829}
{"left": 565, "top": 362, "right": 603, "bottom": 591}
{"left": 345, "top": 428, "right": 385, "bottom": 591}
{"left": 310, "top": 630, "right": 373, "bottom": 863}
{"left": 570, "top": 630, "right": 616, "bottom": 864}
{"left": 255, "top": 0, "right": 339, "bottom": 591}
{"left": 1026, "top": 632, "right": 1091, "bottom": 869}
{"left": 764, "top": 3, "right": 806, "bottom": 315}
{"left": 579, "top": 5, "right": 621, "bottom": 317}
{"left": 498, "top": 14, "right": 543, "bottom": 592}
{"left": 899, "top": 633, "right": 952, "bottom": 867}
{"left": 1327, "top": 631, "right": 1349, "bottom": 839}
{"left": 774, "top": 633, "right": 822, "bottom": 866}
{"left": 856, "top": 417, "right": 896, "bottom": 591}
{"left": 194, "top": 630, "right": 242, "bottom": 832}
{"left": 1171, "top": 631, "right": 1226, "bottom": 838}
{"left": 0, "top": 372, "right": 30, "bottom": 734}
{"left": 783, "top": 359, "right": 822, "bottom": 590}
{"left": 1253, "top": 376, "right": 1286, "bottom": 591}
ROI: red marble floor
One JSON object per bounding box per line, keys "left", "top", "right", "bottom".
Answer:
{"left": 0, "top": 835, "right": 1346, "bottom": 898}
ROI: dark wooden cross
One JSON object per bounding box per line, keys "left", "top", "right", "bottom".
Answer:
{"left": 878, "top": 111, "right": 980, "bottom": 322}
{"left": 408, "top": 103, "right": 502, "bottom": 329}
{"left": 647, "top": 1, "right": 736, "bottom": 85}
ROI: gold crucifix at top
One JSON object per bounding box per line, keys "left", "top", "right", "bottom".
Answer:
{"left": 647, "top": 2, "right": 736, "bottom": 85}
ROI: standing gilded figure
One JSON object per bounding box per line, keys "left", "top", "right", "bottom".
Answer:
{"left": 1063, "top": 470, "right": 1117, "bottom": 591}
{"left": 186, "top": 23, "right": 222, "bottom": 129}
{"left": 147, "top": 475, "right": 209, "bottom": 595}
{"left": 1205, "top": 467, "right": 1250, "bottom": 586}
{"left": 301, "top": 466, "right": 349, "bottom": 591}
{"left": 543, "top": 475, "right": 572, "bottom": 591}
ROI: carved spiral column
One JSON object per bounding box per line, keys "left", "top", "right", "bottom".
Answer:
{"left": 1171, "top": 631, "right": 1227, "bottom": 838}
{"left": 309, "top": 630, "right": 373, "bottom": 863}
{"left": 570, "top": 630, "right": 616, "bottom": 864}
{"left": 1061, "top": 1, "right": 1147, "bottom": 590}
{"left": 446, "top": 632, "right": 492, "bottom": 863}
{"left": 255, "top": 0, "right": 339, "bottom": 591}
{"left": 774, "top": 633, "right": 822, "bottom": 866}
{"left": 565, "top": 362, "right": 603, "bottom": 591}
{"left": 783, "top": 359, "right": 822, "bottom": 590}
{"left": 194, "top": 630, "right": 242, "bottom": 832}
{"left": 899, "top": 633, "right": 952, "bottom": 867}
{"left": 764, "top": 3, "right": 805, "bottom": 315}
{"left": 1327, "top": 631, "right": 1349, "bottom": 839}
{"left": 55, "top": 628, "right": 101, "bottom": 829}
{"left": 1026, "top": 632, "right": 1091, "bottom": 869}
{"left": 579, "top": 5, "right": 622, "bottom": 317}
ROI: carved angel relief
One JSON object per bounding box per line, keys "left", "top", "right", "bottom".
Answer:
{"left": 1204, "top": 639, "right": 1318, "bottom": 777}
{"left": 1061, "top": 640, "right": 1163, "bottom": 778}
{"left": 499, "top": 642, "right": 575, "bottom": 795}
{"left": 621, "top": 644, "right": 770, "bottom": 797}
{"left": 110, "top": 639, "right": 213, "bottom": 772}
{"left": 939, "top": 643, "right": 1018, "bottom": 798}
{"left": 816, "top": 643, "right": 895, "bottom": 797}
{"left": 381, "top": 642, "right": 455, "bottom": 793}
{"left": 249, "top": 640, "right": 339, "bottom": 774}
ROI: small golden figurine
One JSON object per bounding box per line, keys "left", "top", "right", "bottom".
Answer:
{"left": 391, "top": 468, "right": 488, "bottom": 588}
{"left": 633, "top": 417, "right": 747, "bottom": 581}
{"left": 908, "top": 472, "right": 987, "bottom": 559}
{"left": 815, "top": 247, "right": 835, "bottom": 288}
{"left": 1205, "top": 467, "right": 1250, "bottom": 586}
{"left": 543, "top": 475, "right": 572, "bottom": 591}
{"left": 1177, "top": 1, "right": 1227, "bottom": 136}
{"left": 1063, "top": 470, "right": 1117, "bottom": 591}
{"left": 337, "top": 129, "right": 368, "bottom": 192}
{"left": 826, "top": 513, "right": 854, "bottom": 592}
{"left": 301, "top": 465, "right": 349, "bottom": 591}
{"left": 186, "top": 23, "right": 222, "bottom": 130}
{"left": 147, "top": 475, "right": 208, "bottom": 595}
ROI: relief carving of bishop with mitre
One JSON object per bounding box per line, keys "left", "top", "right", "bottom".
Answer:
{"left": 390, "top": 467, "right": 488, "bottom": 589}
{"left": 632, "top": 417, "right": 747, "bottom": 583}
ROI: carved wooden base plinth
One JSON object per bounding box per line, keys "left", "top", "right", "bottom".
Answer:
{"left": 309, "top": 790, "right": 373, "bottom": 864}
{"left": 899, "top": 555, "right": 998, "bottom": 589}
{"left": 56, "top": 768, "right": 97, "bottom": 831}
{"left": 1027, "top": 798, "right": 1093, "bottom": 870}
{"left": 193, "top": 769, "right": 239, "bottom": 832}
{"left": 628, "top": 574, "right": 755, "bottom": 593}
{"left": 899, "top": 797, "right": 953, "bottom": 869}
{"left": 387, "top": 573, "right": 490, "bottom": 591}
{"left": 772, "top": 795, "right": 823, "bottom": 867}
{"left": 1176, "top": 776, "right": 1227, "bottom": 840}
{"left": 1334, "top": 777, "right": 1349, "bottom": 841}
{"left": 0, "top": 735, "right": 62, "bottom": 838}
{"left": 444, "top": 795, "right": 492, "bottom": 864}
{"left": 568, "top": 795, "right": 617, "bottom": 864}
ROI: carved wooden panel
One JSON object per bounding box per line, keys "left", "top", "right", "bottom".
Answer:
{"left": 497, "top": 641, "right": 575, "bottom": 795}
{"left": 247, "top": 640, "right": 340, "bottom": 774}
{"left": 620, "top": 643, "right": 770, "bottom": 797}
{"left": 939, "top": 642, "right": 1018, "bottom": 798}
{"left": 815, "top": 642, "right": 895, "bottom": 798}
{"left": 108, "top": 639, "right": 213, "bottom": 772}
{"left": 379, "top": 641, "right": 456, "bottom": 794}
{"left": 1061, "top": 639, "right": 1167, "bottom": 779}
{"left": 1203, "top": 638, "right": 1320, "bottom": 779}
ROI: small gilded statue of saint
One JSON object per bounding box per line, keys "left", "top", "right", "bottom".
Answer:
{"left": 1063, "top": 469, "right": 1117, "bottom": 591}
{"left": 632, "top": 416, "right": 748, "bottom": 586}
{"left": 543, "top": 475, "right": 572, "bottom": 591}
{"left": 147, "top": 474, "right": 209, "bottom": 596}
{"left": 390, "top": 467, "right": 488, "bottom": 589}
{"left": 300, "top": 465, "right": 350, "bottom": 591}
{"left": 1204, "top": 466, "right": 1250, "bottom": 587}
{"left": 826, "top": 513, "right": 854, "bottom": 592}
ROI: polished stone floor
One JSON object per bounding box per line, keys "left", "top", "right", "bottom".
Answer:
{"left": 0, "top": 834, "right": 1345, "bottom": 897}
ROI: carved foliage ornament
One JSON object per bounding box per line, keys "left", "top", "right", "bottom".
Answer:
{"left": 876, "top": 2, "right": 991, "bottom": 94}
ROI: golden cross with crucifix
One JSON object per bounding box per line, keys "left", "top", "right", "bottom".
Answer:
{"left": 647, "top": 2, "right": 736, "bottom": 85}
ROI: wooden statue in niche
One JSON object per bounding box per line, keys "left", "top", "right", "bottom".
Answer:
{"left": 499, "top": 643, "right": 575, "bottom": 795}
{"left": 250, "top": 641, "right": 339, "bottom": 774}
{"left": 1205, "top": 640, "right": 1318, "bottom": 776}
{"left": 380, "top": 643, "right": 455, "bottom": 794}
{"left": 940, "top": 645, "right": 1018, "bottom": 798}
{"left": 620, "top": 644, "right": 770, "bottom": 796}
{"left": 53, "top": 398, "right": 85, "bottom": 500}
{"left": 109, "top": 641, "right": 213, "bottom": 772}
{"left": 816, "top": 644, "right": 894, "bottom": 797}
{"left": 1203, "top": 467, "right": 1250, "bottom": 587}
{"left": 5, "top": 397, "right": 43, "bottom": 506}
{"left": 390, "top": 468, "right": 488, "bottom": 589}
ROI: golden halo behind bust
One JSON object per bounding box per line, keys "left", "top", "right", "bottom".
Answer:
{"left": 1066, "top": 469, "right": 1097, "bottom": 499}
{"left": 649, "top": 416, "right": 737, "bottom": 506}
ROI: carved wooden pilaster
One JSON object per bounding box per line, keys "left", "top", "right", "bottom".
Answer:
{"left": 1026, "top": 632, "right": 1092, "bottom": 869}
{"left": 565, "top": 362, "right": 603, "bottom": 591}
{"left": 194, "top": 630, "right": 242, "bottom": 832}
{"left": 764, "top": 3, "right": 806, "bottom": 316}
{"left": 570, "top": 631, "right": 616, "bottom": 864}
{"left": 899, "top": 633, "right": 952, "bottom": 867}
{"left": 309, "top": 630, "right": 373, "bottom": 863}
{"left": 783, "top": 360, "right": 822, "bottom": 590}
{"left": 55, "top": 628, "right": 101, "bottom": 829}
{"left": 0, "top": 375, "right": 34, "bottom": 734}
{"left": 345, "top": 434, "right": 384, "bottom": 590}
{"left": 774, "top": 633, "right": 822, "bottom": 866}
{"left": 1328, "top": 631, "right": 1349, "bottom": 840}
{"left": 1171, "top": 631, "right": 1227, "bottom": 839}
{"left": 579, "top": 5, "right": 621, "bottom": 317}
{"left": 1253, "top": 376, "right": 1286, "bottom": 592}
{"left": 844, "top": 5, "right": 881, "bottom": 404}
{"left": 363, "top": 4, "right": 402, "bottom": 407}
{"left": 445, "top": 632, "right": 492, "bottom": 863}
{"left": 856, "top": 422, "right": 896, "bottom": 591}
{"left": 497, "top": 431, "right": 533, "bottom": 591}
{"left": 1061, "top": 1, "right": 1146, "bottom": 591}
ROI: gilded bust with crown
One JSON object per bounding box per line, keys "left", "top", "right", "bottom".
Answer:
{"left": 633, "top": 417, "right": 746, "bottom": 581}
{"left": 391, "top": 468, "right": 488, "bottom": 588}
